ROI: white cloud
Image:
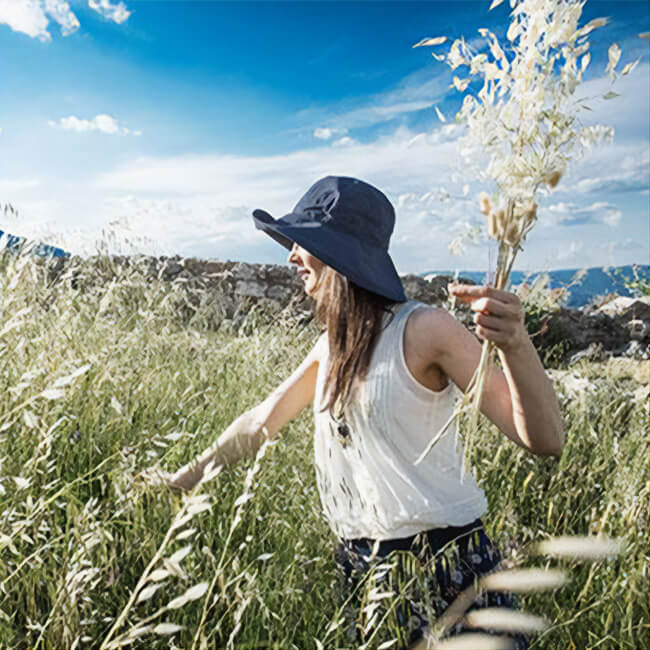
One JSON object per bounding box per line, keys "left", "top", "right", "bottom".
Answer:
{"left": 295, "top": 65, "right": 451, "bottom": 133}
{"left": 88, "top": 0, "right": 131, "bottom": 25}
{"left": 331, "top": 136, "right": 358, "bottom": 147}
{"left": 556, "top": 240, "right": 584, "bottom": 262}
{"left": 93, "top": 124, "right": 464, "bottom": 203}
{"left": 70, "top": 110, "right": 643, "bottom": 271}
{"left": 569, "top": 164, "right": 649, "bottom": 195}
{"left": 0, "top": 0, "right": 129, "bottom": 41}
{"left": 49, "top": 114, "right": 136, "bottom": 135}
{"left": 404, "top": 128, "right": 464, "bottom": 149}
{"left": 27, "top": 124, "right": 463, "bottom": 267}
{"left": 0, "top": 0, "right": 55, "bottom": 40}
{"left": 545, "top": 201, "right": 623, "bottom": 227}
{"left": 313, "top": 127, "right": 347, "bottom": 140}
{"left": 555, "top": 142, "right": 650, "bottom": 196}
{"left": 12, "top": 114, "right": 648, "bottom": 271}
{"left": 45, "top": 0, "right": 79, "bottom": 36}
{"left": 313, "top": 128, "right": 333, "bottom": 140}
{"left": 602, "top": 238, "right": 644, "bottom": 253}
{"left": 323, "top": 100, "right": 435, "bottom": 131}
{"left": 8, "top": 43, "right": 648, "bottom": 272}
{"left": 0, "top": 178, "right": 40, "bottom": 193}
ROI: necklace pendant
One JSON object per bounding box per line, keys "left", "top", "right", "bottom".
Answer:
{"left": 336, "top": 421, "right": 351, "bottom": 448}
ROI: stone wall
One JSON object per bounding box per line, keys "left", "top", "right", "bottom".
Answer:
{"left": 53, "top": 255, "right": 650, "bottom": 361}
{"left": 153, "top": 256, "right": 462, "bottom": 319}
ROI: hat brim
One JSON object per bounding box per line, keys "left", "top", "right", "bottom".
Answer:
{"left": 252, "top": 209, "right": 406, "bottom": 302}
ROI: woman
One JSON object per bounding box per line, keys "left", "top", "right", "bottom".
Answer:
{"left": 161, "top": 176, "right": 564, "bottom": 648}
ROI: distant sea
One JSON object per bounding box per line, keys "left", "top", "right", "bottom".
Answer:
{"left": 419, "top": 264, "right": 650, "bottom": 309}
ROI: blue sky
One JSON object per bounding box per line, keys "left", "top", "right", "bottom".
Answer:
{"left": 0, "top": 0, "right": 648, "bottom": 273}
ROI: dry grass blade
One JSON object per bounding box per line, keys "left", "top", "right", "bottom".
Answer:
{"left": 414, "top": 405, "right": 464, "bottom": 464}
{"left": 430, "top": 583, "right": 478, "bottom": 639}
{"left": 465, "top": 608, "right": 548, "bottom": 633}
{"left": 479, "top": 568, "right": 569, "bottom": 593}
{"left": 535, "top": 536, "right": 621, "bottom": 560}
{"left": 0, "top": 247, "right": 647, "bottom": 647}
{"left": 136, "top": 584, "right": 162, "bottom": 603}
{"left": 153, "top": 622, "right": 184, "bottom": 635}
{"left": 167, "top": 582, "right": 208, "bottom": 609}
{"left": 413, "top": 36, "right": 447, "bottom": 48}
{"left": 412, "top": 0, "right": 635, "bottom": 473}
{"left": 420, "top": 632, "right": 515, "bottom": 650}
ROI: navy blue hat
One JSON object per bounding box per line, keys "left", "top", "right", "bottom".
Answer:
{"left": 252, "top": 176, "right": 407, "bottom": 302}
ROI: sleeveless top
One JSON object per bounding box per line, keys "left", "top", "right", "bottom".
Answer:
{"left": 312, "top": 300, "right": 488, "bottom": 540}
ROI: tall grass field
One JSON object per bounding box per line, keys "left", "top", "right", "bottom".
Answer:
{"left": 0, "top": 252, "right": 648, "bottom": 649}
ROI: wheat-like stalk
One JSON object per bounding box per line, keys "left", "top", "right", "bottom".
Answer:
{"left": 0, "top": 240, "right": 645, "bottom": 646}
{"left": 191, "top": 437, "right": 274, "bottom": 649}
{"left": 99, "top": 462, "right": 221, "bottom": 649}
{"left": 413, "top": 0, "right": 639, "bottom": 467}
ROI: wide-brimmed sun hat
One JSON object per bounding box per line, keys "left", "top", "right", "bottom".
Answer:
{"left": 252, "top": 176, "right": 407, "bottom": 302}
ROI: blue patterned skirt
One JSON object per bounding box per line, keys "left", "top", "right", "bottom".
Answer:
{"left": 335, "top": 518, "right": 529, "bottom": 648}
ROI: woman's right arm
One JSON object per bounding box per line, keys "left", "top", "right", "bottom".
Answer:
{"left": 165, "top": 333, "right": 325, "bottom": 491}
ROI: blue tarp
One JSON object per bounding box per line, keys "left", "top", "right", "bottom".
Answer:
{"left": 0, "top": 229, "right": 69, "bottom": 259}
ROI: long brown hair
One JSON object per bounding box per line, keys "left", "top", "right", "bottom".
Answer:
{"left": 313, "top": 266, "right": 399, "bottom": 418}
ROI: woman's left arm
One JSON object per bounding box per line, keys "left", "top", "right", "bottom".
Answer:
{"left": 419, "top": 283, "right": 565, "bottom": 457}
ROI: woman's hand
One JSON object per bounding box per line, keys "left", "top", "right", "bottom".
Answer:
{"left": 448, "top": 283, "right": 527, "bottom": 354}
{"left": 136, "top": 467, "right": 192, "bottom": 492}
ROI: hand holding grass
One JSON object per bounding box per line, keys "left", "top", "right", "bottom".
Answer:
{"left": 137, "top": 466, "right": 195, "bottom": 492}
{"left": 448, "top": 283, "right": 526, "bottom": 354}
{"left": 413, "top": 0, "right": 639, "bottom": 465}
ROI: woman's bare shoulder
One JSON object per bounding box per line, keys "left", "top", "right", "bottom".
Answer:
{"left": 405, "top": 303, "right": 469, "bottom": 363}
{"left": 404, "top": 304, "right": 458, "bottom": 391}
{"left": 408, "top": 303, "right": 459, "bottom": 335}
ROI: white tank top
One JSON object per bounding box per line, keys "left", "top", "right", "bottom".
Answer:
{"left": 312, "top": 300, "right": 487, "bottom": 540}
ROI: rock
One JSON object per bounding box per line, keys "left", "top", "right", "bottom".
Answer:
{"left": 41, "top": 254, "right": 650, "bottom": 360}
{"left": 265, "top": 265, "right": 294, "bottom": 283}
{"left": 547, "top": 369, "right": 593, "bottom": 397}
{"left": 596, "top": 295, "right": 650, "bottom": 317}
{"left": 537, "top": 309, "right": 628, "bottom": 357}
{"left": 569, "top": 342, "right": 609, "bottom": 365}
{"left": 401, "top": 273, "right": 474, "bottom": 305}
{"left": 623, "top": 340, "right": 649, "bottom": 360}
{"left": 162, "top": 260, "right": 184, "bottom": 280}
{"left": 232, "top": 262, "right": 258, "bottom": 281}
{"left": 627, "top": 319, "right": 650, "bottom": 341}
{"left": 183, "top": 257, "right": 234, "bottom": 276}
{"left": 267, "top": 284, "right": 293, "bottom": 301}
{"left": 235, "top": 280, "right": 265, "bottom": 298}
{"left": 617, "top": 299, "right": 650, "bottom": 324}
{"left": 596, "top": 296, "right": 639, "bottom": 316}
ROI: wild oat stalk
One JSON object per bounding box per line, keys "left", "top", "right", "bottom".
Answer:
{"left": 191, "top": 437, "right": 275, "bottom": 650}
{"left": 99, "top": 462, "right": 222, "bottom": 650}
{"left": 411, "top": 535, "right": 620, "bottom": 649}
{"left": 413, "top": 0, "right": 639, "bottom": 466}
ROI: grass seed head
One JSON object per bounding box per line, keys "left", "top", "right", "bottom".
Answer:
{"left": 535, "top": 535, "right": 622, "bottom": 560}
{"left": 545, "top": 170, "right": 563, "bottom": 188}
{"left": 488, "top": 211, "right": 498, "bottom": 239}
{"left": 479, "top": 192, "right": 492, "bottom": 215}
{"left": 465, "top": 608, "right": 548, "bottom": 633}
{"left": 504, "top": 220, "right": 521, "bottom": 246}
{"left": 480, "top": 568, "right": 569, "bottom": 593}
{"left": 428, "top": 632, "right": 516, "bottom": 650}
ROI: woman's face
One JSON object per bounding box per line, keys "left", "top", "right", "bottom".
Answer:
{"left": 287, "top": 243, "right": 325, "bottom": 297}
